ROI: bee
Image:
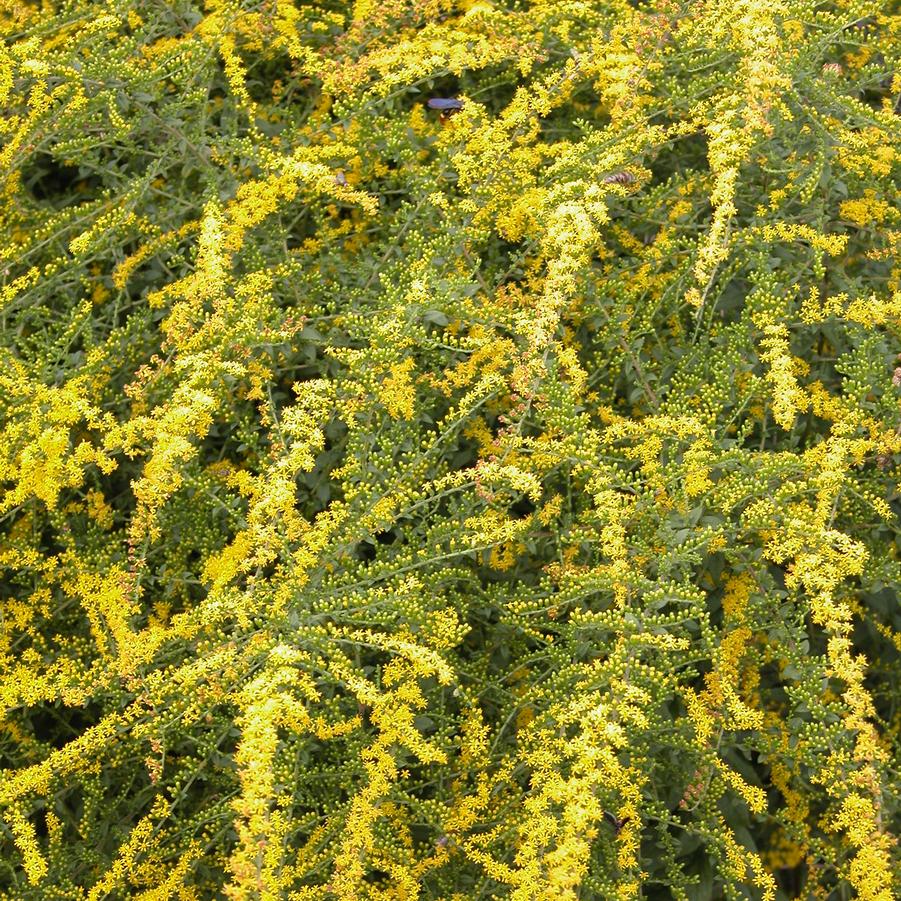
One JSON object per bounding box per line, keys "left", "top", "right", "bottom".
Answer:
{"left": 603, "top": 810, "right": 630, "bottom": 834}
{"left": 334, "top": 170, "right": 348, "bottom": 187}
{"left": 821, "top": 63, "right": 843, "bottom": 76}
{"left": 427, "top": 97, "right": 464, "bottom": 114}
{"left": 876, "top": 452, "right": 894, "bottom": 471}
{"left": 602, "top": 171, "right": 636, "bottom": 186}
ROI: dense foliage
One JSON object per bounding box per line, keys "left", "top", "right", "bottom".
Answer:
{"left": 1, "top": 1, "right": 900, "bottom": 898}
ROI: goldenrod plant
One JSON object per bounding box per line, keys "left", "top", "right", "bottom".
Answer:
{"left": 1, "top": 1, "right": 900, "bottom": 898}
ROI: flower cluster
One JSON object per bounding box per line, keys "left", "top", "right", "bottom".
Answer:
{"left": 1, "top": 1, "right": 900, "bottom": 900}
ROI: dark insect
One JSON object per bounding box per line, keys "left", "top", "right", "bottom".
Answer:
{"left": 334, "top": 170, "right": 348, "bottom": 187}
{"left": 843, "top": 16, "right": 875, "bottom": 37}
{"left": 427, "top": 97, "right": 464, "bottom": 112}
{"left": 602, "top": 171, "right": 636, "bottom": 186}
{"left": 603, "top": 810, "right": 630, "bottom": 834}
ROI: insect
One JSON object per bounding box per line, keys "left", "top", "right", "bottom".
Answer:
{"left": 843, "top": 16, "right": 875, "bottom": 37}
{"left": 603, "top": 810, "right": 630, "bottom": 834}
{"left": 427, "top": 97, "right": 464, "bottom": 113}
{"left": 821, "top": 63, "right": 843, "bottom": 76}
{"left": 334, "top": 170, "right": 348, "bottom": 187}
{"left": 602, "top": 171, "right": 636, "bottom": 186}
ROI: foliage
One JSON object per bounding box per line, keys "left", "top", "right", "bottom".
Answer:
{"left": 1, "top": 0, "right": 900, "bottom": 898}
